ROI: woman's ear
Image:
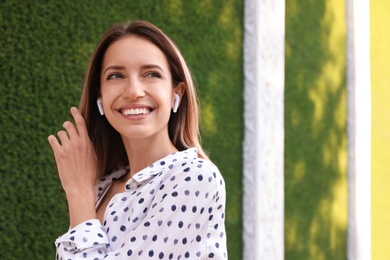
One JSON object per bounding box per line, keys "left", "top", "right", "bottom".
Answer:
{"left": 172, "top": 82, "right": 186, "bottom": 112}
{"left": 175, "top": 82, "right": 185, "bottom": 97}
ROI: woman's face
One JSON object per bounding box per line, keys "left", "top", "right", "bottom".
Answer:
{"left": 100, "top": 35, "right": 176, "bottom": 142}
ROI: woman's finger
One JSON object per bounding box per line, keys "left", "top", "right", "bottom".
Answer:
{"left": 48, "top": 135, "right": 61, "bottom": 152}
{"left": 57, "top": 130, "right": 70, "bottom": 146}
{"left": 70, "top": 107, "right": 89, "bottom": 139}
{"left": 62, "top": 121, "right": 79, "bottom": 140}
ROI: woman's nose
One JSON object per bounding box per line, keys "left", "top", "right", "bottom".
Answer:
{"left": 123, "top": 78, "right": 145, "bottom": 99}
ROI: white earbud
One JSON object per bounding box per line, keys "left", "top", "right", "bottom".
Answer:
{"left": 97, "top": 98, "right": 104, "bottom": 115}
{"left": 173, "top": 93, "right": 180, "bottom": 113}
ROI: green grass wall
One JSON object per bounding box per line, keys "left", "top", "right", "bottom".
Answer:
{"left": 284, "top": 0, "right": 348, "bottom": 259}
{"left": 0, "top": 1, "right": 243, "bottom": 259}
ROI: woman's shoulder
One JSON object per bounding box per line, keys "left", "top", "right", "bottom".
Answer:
{"left": 173, "top": 148, "right": 219, "bottom": 169}
{"left": 170, "top": 148, "right": 225, "bottom": 186}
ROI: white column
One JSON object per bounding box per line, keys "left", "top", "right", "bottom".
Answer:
{"left": 243, "top": 0, "right": 285, "bottom": 259}
{"left": 346, "top": 0, "right": 372, "bottom": 259}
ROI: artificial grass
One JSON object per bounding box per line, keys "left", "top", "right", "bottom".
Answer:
{"left": 371, "top": 1, "right": 390, "bottom": 259}
{"left": 0, "top": 1, "right": 243, "bottom": 259}
{"left": 284, "top": 0, "right": 348, "bottom": 259}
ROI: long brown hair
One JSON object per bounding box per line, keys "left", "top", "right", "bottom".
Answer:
{"left": 79, "top": 20, "right": 208, "bottom": 178}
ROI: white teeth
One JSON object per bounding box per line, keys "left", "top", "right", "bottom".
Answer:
{"left": 122, "top": 108, "right": 150, "bottom": 115}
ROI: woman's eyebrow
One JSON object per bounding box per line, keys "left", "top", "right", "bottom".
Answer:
{"left": 103, "top": 65, "right": 126, "bottom": 75}
{"left": 141, "top": 64, "right": 166, "bottom": 74}
{"left": 103, "top": 64, "right": 166, "bottom": 75}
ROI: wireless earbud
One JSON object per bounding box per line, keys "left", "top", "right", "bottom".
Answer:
{"left": 97, "top": 98, "right": 104, "bottom": 115}
{"left": 173, "top": 93, "right": 180, "bottom": 113}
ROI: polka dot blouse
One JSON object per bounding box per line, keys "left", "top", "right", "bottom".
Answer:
{"left": 55, "top": 148, "right": 227, "bottom": 259}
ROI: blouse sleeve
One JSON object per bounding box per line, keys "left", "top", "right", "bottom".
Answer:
{"left": 55, "top": 159, "right": 227, "bottom": 259}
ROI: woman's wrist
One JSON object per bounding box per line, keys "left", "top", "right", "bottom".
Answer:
{"left": 66, "top": 187, "right": 97, "bottom": 228}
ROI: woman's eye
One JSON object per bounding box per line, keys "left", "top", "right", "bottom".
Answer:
{"left": 107, "top": 73, "right": 123, "bottom": 80}
{"left": 145, "top": 72, "right": 161, "bottom": 78}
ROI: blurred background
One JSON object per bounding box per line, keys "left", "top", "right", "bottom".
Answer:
{"left": 0, "top": 0, "right": 388, "bottom": 259}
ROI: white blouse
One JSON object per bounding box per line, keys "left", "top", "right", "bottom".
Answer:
{"left": 55, "top": 148, "right": 227, "bottom": 259}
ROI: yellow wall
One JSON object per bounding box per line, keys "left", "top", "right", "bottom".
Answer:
{"left": 371, "top": 1, "right": 390, "bottom": 259}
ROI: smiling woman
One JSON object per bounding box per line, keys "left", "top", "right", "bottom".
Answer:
{"left": 99, "top": 35, "right": 180, "bottom": 155}
{"left": 48, "top": 20, "right": 227, "bottom": 259}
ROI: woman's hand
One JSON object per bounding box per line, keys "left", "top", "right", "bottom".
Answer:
{"left": 48, "top": 107, "right": 97, "bottom": 227}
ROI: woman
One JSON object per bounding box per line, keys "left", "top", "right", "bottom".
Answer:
{"left": 48, "top": 20, "right": 227, "bottom": 259}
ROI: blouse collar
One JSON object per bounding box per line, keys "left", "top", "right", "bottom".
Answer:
{"left": 96, "top": 147, "right": 198, "bottom": 190}
{"left": 130, "top": 147, "right": 198, "bottom": 184}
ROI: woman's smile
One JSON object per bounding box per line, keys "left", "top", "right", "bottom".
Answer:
{"left": 121, "top": 107, "right": 151, "bottom": 116}
{"left": 118, "top": 106, "right": 154, "bottom": 121}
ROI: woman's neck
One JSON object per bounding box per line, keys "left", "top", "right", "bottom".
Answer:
{"left": 121, "top": 134, "right": 178, "bottom": 178}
